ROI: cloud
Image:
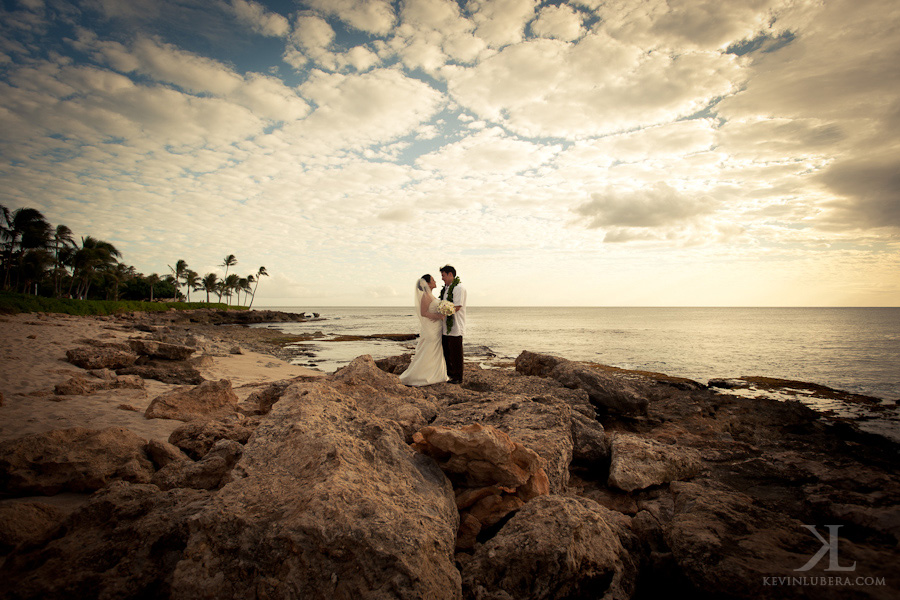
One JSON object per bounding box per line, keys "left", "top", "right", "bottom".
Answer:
{"left": 469, "top": 0, "right": 537, "bottom": 48}
{"left": 229, "top": 0, "right": 290, "bottom": 37}
{"left": 293, "top": 68, "right": 445, "bottom": 151}
{"left": 531, "top": 4, "right": 585, "bottom": 41}
{"left": 415, "top": 127, "right": 560, "bottom": 177}
{"left": 817, "top": 156, "right": 900, "bottom": 229}
{"left": 574, "top": 182, "right": 718, "bottom": 229}
{"left": 444, "top": 33, "right": 743, "bottom": 138}
{"left": 303, "top": 0, "right": 396, "bottom": 35}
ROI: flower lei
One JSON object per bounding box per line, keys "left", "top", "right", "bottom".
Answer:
{"left": 439, "top": 276, "right": 460, "bottom": 334}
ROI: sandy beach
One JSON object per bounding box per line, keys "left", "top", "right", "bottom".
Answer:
{"left": 0, "top": 311, "right": 321, "bottom": 444}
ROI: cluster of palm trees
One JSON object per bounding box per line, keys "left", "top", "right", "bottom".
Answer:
{"left": 169, "top": 255, "right": 269, "bottom": 308}
{"left": 1, "top": 204, "right": 269, "bottom": 306}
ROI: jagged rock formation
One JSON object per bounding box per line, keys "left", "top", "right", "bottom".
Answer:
{"left": 1, "top": 351, "right": 898, "bottom": 600}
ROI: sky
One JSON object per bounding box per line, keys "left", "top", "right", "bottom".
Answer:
{"left": 1, "top": 0, "right": 898, "bottom": 307}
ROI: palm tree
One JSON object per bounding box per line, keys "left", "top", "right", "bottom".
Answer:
{"left": 184, "top": 269, "right": 200, "bottom": 302}
{"left": 221, "top": 254, "right": 237, "bottom": 281}
{"left": 70, "top": 236, "right": 121, "bottom": 299}
{"left": 168, "top": 259, "right": 188, "bottom": 302}
{"left": 147, "top": 273, "right": 160, "bottom": 302}
{"left": 236, "top": 277, "right": 250, "bottom": 305}
{"left": 223, "top": 273, "right": 240, "bottom": 305}
{"left": 51, "top": 225, "right": 76, "bottom": 297}
{"left": 248, "top": 266, "right": 268, "bottom": 309}
{"left": 2, "top": 207, "right": 52, "bottom": 291}
{"left": 201, "top": 272, "right": 218, "bottom": 303}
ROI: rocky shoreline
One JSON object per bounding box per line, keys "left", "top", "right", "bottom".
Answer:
{"left": 0, "top": 310, "right": 898, "bottom": 599}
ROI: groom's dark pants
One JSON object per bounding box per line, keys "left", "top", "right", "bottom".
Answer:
{"left": 442, "top": 335, "right": 464, "bottom": 382}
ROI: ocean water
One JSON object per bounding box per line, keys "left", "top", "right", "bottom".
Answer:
{"left": 260, "top": 306, "right": 900, "bottom": 401}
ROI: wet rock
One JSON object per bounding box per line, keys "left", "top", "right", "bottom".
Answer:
{"left": 0, "top": 426, "right": 155, "bottom": 496}
{"left": 169, "top": 381, "right": 462, "bottom": 600}
{"left": 608, "top": 433, "right": 702, "bottom": 492}
{"left": 145, "top": 379, "right": 239, "bottom": 422}
{"left": 65, "top": 346, "right": 138, "bottom": 370}
{"left": 167, "top": 414, "right": 257, "bottom": 460}
{"left": 127, "top": 339, "right": 196, "bottom": 361}
{"left": 151, "top": 439, "right": 243, "bottom": 491}
{"left": 514, "top": 350, "right": 569, "bottom": 377}
{"left": 462, "top": 495, "right": 637, "bottom": 600}
{"left": 0, "top": 501, "right": 67, "bottom": 555}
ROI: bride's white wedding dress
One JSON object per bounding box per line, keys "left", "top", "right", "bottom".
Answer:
{"left": 400, "top": 296, "right": 448, "bottom": 386}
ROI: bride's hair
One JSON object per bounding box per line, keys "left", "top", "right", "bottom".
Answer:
{"left": 416, "top": 275, "right": 433, "bottom": 293}
{"left": 420, "top": 274, "right": 433, "bottom": 284}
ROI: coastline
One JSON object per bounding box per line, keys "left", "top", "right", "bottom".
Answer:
{"left": 1, "top": 309, "right": 898, "bottom": 598}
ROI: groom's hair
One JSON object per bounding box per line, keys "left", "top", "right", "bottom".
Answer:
{"left": 440, "top": 265, "right": 456, "bottom": 277}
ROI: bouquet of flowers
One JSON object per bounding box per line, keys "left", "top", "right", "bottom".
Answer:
{"left": 437, "top": 300, "right": 455, "bottom": 316}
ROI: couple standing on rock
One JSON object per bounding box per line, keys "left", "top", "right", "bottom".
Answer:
{"left": 400, "top": 265, "right": 467, "bottom": 387}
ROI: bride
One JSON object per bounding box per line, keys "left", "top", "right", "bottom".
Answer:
{"left": 399, "top": 274, "right": 449, "bottom": 386}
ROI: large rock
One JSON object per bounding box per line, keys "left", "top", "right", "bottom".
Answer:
{"left": 53, "top": 373, "right": 143, "bottom": 395}
{"left": 0, "top": 482, "right": 210, "bottom": 598}
{"left": 168, "top": 381, "right": 463, "bottom": 600}
{"left": 413, "top": 423, "right": 550, "bottom": 550}
{"left": 0, "top": 427, "right": 155, "bottom": 496}
{"left": 127, "top": 339, "right": 196, "bottom": 361}
{"left": 144, "top": 379, "right": 239, "bottom": 422}
{"left": 608, "top": 433, "right": 702, "bottom": 492}
{"left": 331, "top": 355, "right": 442, "bottom": 441}
{"left": 462, "top": 495, "right": 637, "bottom": 600}
{"left": 167, "top": 414, "right": 258, "bottom": 460}
{"left": 515, "top": 351, "right": 650, "bottom": 416}
{"left": 0, "top": 501, "right": 67, "bottom": 555}
{"left": 118, "top": 360, "right": 204, "bottom": 385}
{"left": 665, "top": 481, "right": 897, "bottom": 600}
{"left": 65, "top": 346, "right": 138, "bottom": 370}
{"left": 461, "top": 368, "right": 609, "bottom": 466}
{"left": 428, "top": 394, "right": 574, "bottom": 494}
{"left": 151, "top": 439, "right": 243, "bottom": 491}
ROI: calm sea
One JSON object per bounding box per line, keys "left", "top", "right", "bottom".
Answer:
{"left": 260, "top": 306, "right": 900, "bottom": 401}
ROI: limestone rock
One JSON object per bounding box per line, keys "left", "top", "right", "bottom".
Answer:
{"left": 65, "top": 346, "right": 138, "bottom": 370}
{"left": 375, "top": 353, "right": 413, "bottom": 374}
{"left": 53, "top": 373, "right": 143, "bottom": 395}
{"left": 145, "top": 379, "right": 238, "bottom": 422}
{"left": 413, "top": 423, "right": 550, "bottom": 549}
{"left": 513, "top": 350, "right": 569, "bottom": 377}
{"left": 332, "top": 355, "right": 441, "bottom": 441}
{"left": 151, "top": 439, "right": 243, "bottom": 491}
{"left": 167, "top": 414, "right": 257, "bottom": 460}
{"left": 0, "top": 501, "right": 67, "bottom": 554}
{"left": 169, "top": 382, "right": 462, "bottom": 600}
{"left": 145, "top": 438, "right": 190, "bottom": 469}
{"left": 0, "top": 482, "right": 210, "bottom": 598}
{"left": 550, "top": 361, "right": 649, "bottom": 416}
{"left": 462, "top": 495, "right": 637, "bottom": 600}
{"left": 608, "top": 434, "right": 702, "bottom": 492}
{"left": 515, "top": 351, "right": 650, "bottom": 416}
{"left": 127, "top": 339, "right": 196, "bottom": 361}
{"left": 118, "top": 360, "right": 204, "bottom": 385}
{"left": 428, "top": 395, "right": 574, "bottom": 494}
{"left": 0, "top": 426, "right": 155, "bottom": 496}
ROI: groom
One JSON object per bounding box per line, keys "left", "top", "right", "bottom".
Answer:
{"left": 439, "top": 264, "right": 466, "bottom": 384}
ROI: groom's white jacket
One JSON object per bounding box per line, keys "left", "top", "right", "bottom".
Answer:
{"left": 442, "top": 284, "right": 467, "bottom": 336}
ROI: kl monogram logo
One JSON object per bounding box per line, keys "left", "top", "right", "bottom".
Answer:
{"left": 795, "top": 525, "right": 857, "bottom": 572}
